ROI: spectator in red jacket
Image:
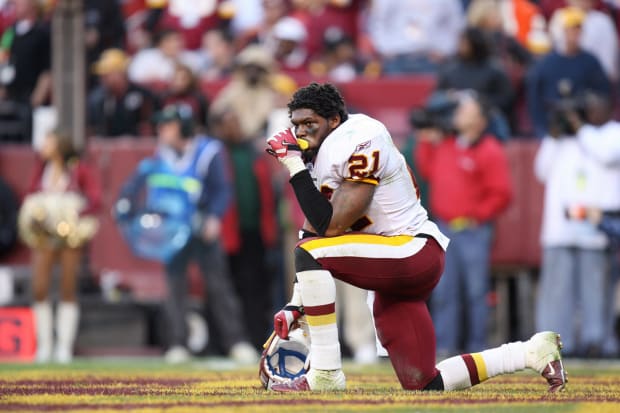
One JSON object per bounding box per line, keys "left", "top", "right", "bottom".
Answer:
{"left": 22, "top": 130, "right": 101, "bottom": 364}
{"left": 416, "top": 91, "right": 512, "bottom": 357}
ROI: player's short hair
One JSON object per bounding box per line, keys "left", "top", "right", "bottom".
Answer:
{"left": 288, "top": 82, "right": 348, "bottom": 123}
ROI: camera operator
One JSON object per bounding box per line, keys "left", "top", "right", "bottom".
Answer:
{"left": 405, "top": 94, "right": 453, "bottom": 217}
{"left": 416, "top": 91, "right": 513, "bottom": 356}
{"left": 572, "top": 92, "right": 620, "bottom": 357}
{"left": 534, "top": 91, "right": 620, "bottom": 357}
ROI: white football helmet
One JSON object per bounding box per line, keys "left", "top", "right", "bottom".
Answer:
{"left": 259, "top": 318, "right": 310, "bottom": 390}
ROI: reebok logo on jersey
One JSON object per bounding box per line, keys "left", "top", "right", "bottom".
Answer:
{"left": 355, "top": 140, "right": 372, "bottom": 152}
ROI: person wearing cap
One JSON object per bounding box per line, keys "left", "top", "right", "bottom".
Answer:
{"left": 526, "top": 6, "right": 610, "bottom": 138}
{"left": 211, "top": 44, "right": 277, "bottom": 141}
{"left": 116, "top": 103, "right": 260, "bottom": 364}
{"left": 548, "top": 0, "right": 619, "bottom": 82}
{"left": 87, "top": 48, "right": 159, "bottom": 138}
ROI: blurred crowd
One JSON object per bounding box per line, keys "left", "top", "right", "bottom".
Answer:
{"left": 0, "top": 0, "right": 619, "bottom": 364}
{"left": 0, "top": 0, "right": 619, "bottom": 141}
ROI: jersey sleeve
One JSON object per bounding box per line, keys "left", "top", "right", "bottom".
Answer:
{"left": 337, "top": 137, "right": 386, "bottom": 186}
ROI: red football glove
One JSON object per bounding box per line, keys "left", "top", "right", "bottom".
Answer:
{"left": 274, "top": 305, "right": 304, "bottom": 339}
{"left": 266, "top": 128, "right": 302, "bottom": 160}
{"left": 266, "top": 128, "right": 306, "bottom": 177}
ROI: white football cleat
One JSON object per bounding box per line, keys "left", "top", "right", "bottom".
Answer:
{"left": 271, "top": 368, "right": 346, "bottom": 392}
{"left": 526, "top": 331, "right": 567, "bottom": 392}
{"left": 308, "top": 368, "right": 346, "bottom": 391}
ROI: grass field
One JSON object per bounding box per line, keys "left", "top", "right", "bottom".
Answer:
{"left": 1, "top": 358, "right": 620, "bottom": 412}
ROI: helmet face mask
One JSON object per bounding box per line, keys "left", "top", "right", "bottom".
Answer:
{"left": 259, "top": 319, "right": 310, "bottom": 389}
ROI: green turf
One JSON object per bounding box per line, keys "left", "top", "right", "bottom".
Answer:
{"left": 1, "top": 358, "right": 619, "bottom": 413}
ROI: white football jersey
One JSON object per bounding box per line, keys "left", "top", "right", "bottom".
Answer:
{"left": 309, "top": 114, "right": 449, "bottom": 250}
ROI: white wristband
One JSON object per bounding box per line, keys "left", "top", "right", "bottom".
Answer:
{"left": 281, "top": 156, "right": 307, "bottom": 177}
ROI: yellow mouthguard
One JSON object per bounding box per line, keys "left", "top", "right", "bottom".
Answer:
{"left": 296, "top": 138, "right": 309, "bottom": 150}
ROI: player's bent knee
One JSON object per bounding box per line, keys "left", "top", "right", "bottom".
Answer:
{"left": 294, "top": 246, "right": 322, "bottom": 272}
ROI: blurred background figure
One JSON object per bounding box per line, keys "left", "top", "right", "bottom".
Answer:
{"left": 197, "top": 28, "right": 236, "bottom": 80}
{"left": 0, "top": 0, "right": 51, "bottom": 107}
{"left": 236, "top": 0, "right": 290, "bottom": 51}
{"left": 211, "top": 44, "right": 276, "bottom": 142}
{"left": 467, "top": 0, "right": 534, "bottom": 76}
{"left": 159, "top": 63, "right": 210, "bottom": 132}
{"left": 526, "top": 6, "right": 610, "bottom": 138}
{"left": 0, "top": 0, "right": 51, "bottom": 143}
{"left": 84, "top": 0, "right": 126, "bottom": 90}
{"left": 548, "top": 0, "right": 619, "bottom": 82}
{"left": 572, "top": 93, "right": 620, "bottom": 357}
{"left": 227, "top": 0, "right": 265, "bottom": 38}
{"left": 534, "top": 92, "right": 620, "bottom": 358}
{"left": 271, "top": 16, "right": 309, "bottom": 74}
{"left": 289, "top": 0, "right": 362, "bottom": 61}
{"left": 466, "top": 0, "right": 535, "bottom": 135}
{"left": 0, "top": 174, "right": 18, "bottom": 258}
{"left": 21, "top": 130, "right": 101, "bottom": 363}
{"left": 416, "top": 92, "right": 513, "bottom": 356}
{"left": 128, "top": 29, "right": 200, "bottom": 84}
{"left": 264, "top": 73, "right": 302, "bottom": 308}
{"left": 435, "top": 27, "right": 514, "bottom": 140}
{"left": 87, "top": 48, "right": 159, "bottom": 137}
{"left": 212, "top": 107, "right": 280, "bottom": 349}
{"left": 498, "top": 0, "right": 551, "bottom": 54}
{"left": 115, "top": 104, "right": 258, "bottom": 364}
{"left": 364, "top": 0, "right": 465, "bottom": 75}
{"left": 309, "top": 28, "right": 359, "bottom": 82}
{"left": 138, "top": 0, "right": 230, "bottom": 51}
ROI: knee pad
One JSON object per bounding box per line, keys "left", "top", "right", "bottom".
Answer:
{"left": 294, "top": 246, "right": 322, "bottom": 272}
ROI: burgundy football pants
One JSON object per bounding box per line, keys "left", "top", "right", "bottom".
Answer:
{"left": 298, "top": 233, "right": 445, "bottom": 389}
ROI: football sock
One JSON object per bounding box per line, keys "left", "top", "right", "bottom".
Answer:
{"left": 55, "top": 301, "right": 80, "bottom": 364}
{"left": 297, "top": 269, "right": 341, "bottom": 371}
{"left": 33, "top": 301, "right": 53, "bottom": 363}
{"left": 437, "top": 341, "right": 527, "bottom": 390}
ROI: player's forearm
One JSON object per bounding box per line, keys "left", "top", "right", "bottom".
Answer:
{"left": 325, "top": 181, "right": 375, "bottom": 236}
{"left": 290, "top": 170, "right": 333, "bottom": 236}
